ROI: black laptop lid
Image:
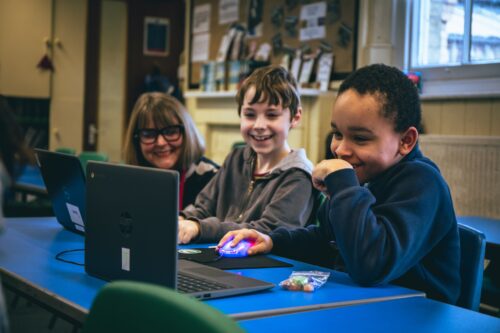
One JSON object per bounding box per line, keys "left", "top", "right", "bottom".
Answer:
{"left": 85, "top": 161, "right": 179, "bottom": 288}
{"left": 34, "top": 149, "right": 86, "bottom": 234}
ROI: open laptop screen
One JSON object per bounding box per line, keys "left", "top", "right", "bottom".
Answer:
{"left": 34, "top": 149, "right": 86, "bottom": 234}
{"left": 85, "top": 161, "right": 274, "bottom": 299}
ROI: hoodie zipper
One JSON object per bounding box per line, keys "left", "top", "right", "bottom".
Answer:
{"left": 235, "top": 179, "right": 255, "bottom": 222}
{"left": 236, "top": 155, "right": 259, "bottom": 222}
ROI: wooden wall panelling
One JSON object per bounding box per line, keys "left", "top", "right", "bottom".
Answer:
{"left": 491, "top": 99, "right": 500, "bottom": 136}
{"left": 421, "top": 101, "right": 442, "bottom": 134}
{"left": 441, "top": 101, "right": 465, "bottom": 135}
{"left": 186, "top": 96, "right": 240, "bottom": 164}
{"left": 464, "top": 99, "right": 492, "bottom": 136}
{"left": 186, "top": 91, "right": 336, "bottom": 164}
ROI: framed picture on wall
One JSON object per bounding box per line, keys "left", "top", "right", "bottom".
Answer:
{"left": 143, "top": 17, "right": 170, "bottom": 57}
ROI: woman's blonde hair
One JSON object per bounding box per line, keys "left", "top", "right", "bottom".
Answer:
{"left": 123, "top": 92, "right": 205, "bottom": 170}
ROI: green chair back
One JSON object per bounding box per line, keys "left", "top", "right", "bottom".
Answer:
{"left": 308, "top": 190, "right": 327, "bottom": 226}
{"left": 78, "top": 151, "right": 108, "bottom": 174}
{"left": 55, "top": 147, "right": 76, "bottom": 155}
{"left": 232, "top": 141, "right": 246, "bottom": 150}
{"left": 82, "top": 280, "right": 245, "bottom": 333}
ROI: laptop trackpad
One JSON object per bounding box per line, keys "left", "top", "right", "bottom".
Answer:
{"left": 179, "top": 259, "right": 229, "bottom": 278}
{"left": 186, "top": 267, "right": 230, "bottom": 278}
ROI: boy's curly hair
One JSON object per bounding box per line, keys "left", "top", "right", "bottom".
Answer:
{"left": 236, "top": 65, "right": 301, "bottom": 119}
{"left": 338, "top": 64, "right": 422, "bottom": 133}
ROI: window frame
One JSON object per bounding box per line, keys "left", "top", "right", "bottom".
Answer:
{"left": 404, "top": 0, "right": 500, "bottom": 99}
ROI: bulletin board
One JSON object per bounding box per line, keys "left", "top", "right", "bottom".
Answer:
{"left": 188, "top": 0, "right": 358, "bottom": 89}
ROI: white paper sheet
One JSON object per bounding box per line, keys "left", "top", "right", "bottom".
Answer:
{"left": 193, "top": 3, "right": 211, "bottom": 34}
{"left": 191, "top": 33, "right": 210, "bottom": 62}
{"left": 219, "top": 0, "right": 239, "bottom": 25}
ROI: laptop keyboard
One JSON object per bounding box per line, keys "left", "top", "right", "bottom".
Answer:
{"left": 177, "top": 272, "right": 231, "bottom": 293}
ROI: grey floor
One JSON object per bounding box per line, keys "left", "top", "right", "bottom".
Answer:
{"left": 4, "top": 288, "right": 79, "bottom": 333}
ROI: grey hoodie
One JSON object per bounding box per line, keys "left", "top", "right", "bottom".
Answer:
{"left": 181, "top": 146, "right": 315, "bottom": 243}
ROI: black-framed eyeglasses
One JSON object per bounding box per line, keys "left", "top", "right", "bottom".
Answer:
{"left": 135, "top": 125, "right": 184, "bottom": 144}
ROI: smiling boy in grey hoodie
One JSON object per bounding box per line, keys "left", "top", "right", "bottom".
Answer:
{"left": 178, "top": 65, "right": 315, "bottom": 243}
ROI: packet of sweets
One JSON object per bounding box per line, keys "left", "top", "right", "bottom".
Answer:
{"left": 279, "top": 271, "right": 330, "bottom": 292}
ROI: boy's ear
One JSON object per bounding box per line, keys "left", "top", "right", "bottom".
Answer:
{"left": 290, "top": 107, "right": 302, "bottom": 129}
{"left": 399, "top": 126, "right": 419, "bottom": 156}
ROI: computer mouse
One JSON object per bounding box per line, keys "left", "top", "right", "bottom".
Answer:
{"left": 218, "top": 239, "right": 255, "bottom": 258}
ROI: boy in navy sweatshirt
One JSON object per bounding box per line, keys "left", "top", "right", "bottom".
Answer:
{"left": 218, "top": 64, "right": 461, "bottom": 304}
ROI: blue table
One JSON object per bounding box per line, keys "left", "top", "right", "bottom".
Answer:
{"left": 240, "top": 297, "right": 500, "bottom": 332}
{"left": 0, "top": 217, "right": 423, "bottom": 325}
{"left": 458, "top": 216, "right": 500, "bottom": 247}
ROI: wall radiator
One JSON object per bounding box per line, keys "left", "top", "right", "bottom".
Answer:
{"left": 419, "top": 135, "right": 500, "bottom": 219}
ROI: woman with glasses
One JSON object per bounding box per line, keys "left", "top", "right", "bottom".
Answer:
{"left": 123, "top": 92, "right": 218, "bottom": 209}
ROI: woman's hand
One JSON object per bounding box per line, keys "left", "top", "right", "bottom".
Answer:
{"left": 217, "top": 229, "right": 273, "bottom": 255}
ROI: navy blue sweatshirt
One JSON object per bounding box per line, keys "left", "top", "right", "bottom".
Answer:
{"left": 271, "top": 145, "right": 461, "bottom": 304}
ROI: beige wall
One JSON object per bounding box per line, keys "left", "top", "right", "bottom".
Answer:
{"left": 49, "top": 0, "right": 87, "bottom": 152}
{"left": 97, "top": 0, "right": 127, "bottom": 162}
{"left": 422, "top": 98, "right": 500, "bottom": 136}
{"left": 185, "top": 92, "right": 334, "bottom": 165}
{"left": 0, "top": 0, "right": 52, "bottom": 97}
{"left": 186, "top": 95, "right": 500, "bottom": 165}
{"left": 185, "top": 93, "right": 500, "bottom": 165}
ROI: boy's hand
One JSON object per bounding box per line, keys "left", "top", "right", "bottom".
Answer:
{"left": 178, "top": 219, "right": 200, "bottom": 244}
{"left": 217, "top": 229, "right": 273, "bottom": 256}
{"left": 312, "top": 159, "right": 353, "bottom": 193}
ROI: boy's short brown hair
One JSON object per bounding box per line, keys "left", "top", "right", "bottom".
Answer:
{"left": 236, "top": 65, "right": 301, "bottom": 118}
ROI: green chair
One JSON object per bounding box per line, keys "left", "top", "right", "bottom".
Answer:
{"left": 55, "top": 147, "right": 76, "bottom": 155}
{"left": 82, "top": 280, "right": 245, "bottom": 333}
{"left": 308, "top": 190, "right": 327, "bottom": 227}
{"left": 78, "top": 151, "right": 108, "bottom": 174}
{"left": 232, "top": 141, "right": 246, "bottom": 150}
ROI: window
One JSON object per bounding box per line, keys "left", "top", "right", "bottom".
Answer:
{"left": 407, "top": 0, "right": 500, "bottom": 97}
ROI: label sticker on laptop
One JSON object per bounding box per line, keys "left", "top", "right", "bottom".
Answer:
{"left": 66, "top": 203, "right": 84, "bottom": 226}
{"left": 122, "top": 248, "right": 130, "bottom": 271}
{"left": 178, "top": 249, "right": 202, "bottom": 254}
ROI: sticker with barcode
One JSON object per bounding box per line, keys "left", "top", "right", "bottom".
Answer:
{"left": 66, "top": 203, "right": 84, "bottom": 226}
{"left": 121, "top": 248, "right": 130, "bottom": 271}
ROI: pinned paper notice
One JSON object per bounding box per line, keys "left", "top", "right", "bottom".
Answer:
{"left": 191, "top": 33, "right": 210, "bottom": 62}
{"left": 219, "top": 0, "right": 239, "bottom": 25}
{"left": 317, "top": 52, "right": 334, "bottom": 91}
{"left": 193, "top": 4, "right": 211, "bottom": 34}
{"left": 299, "top": 2, "right": 326, "bottom": 41}
{"left": 300, "top": 2, "right": 326, "bottom": 20}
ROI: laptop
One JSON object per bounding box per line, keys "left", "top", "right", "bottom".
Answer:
{"left": 85, "top": 161, "right": 274, "bottom": 300}
{"left": 34, "top": 149, "right": 86, "bottom": 235}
